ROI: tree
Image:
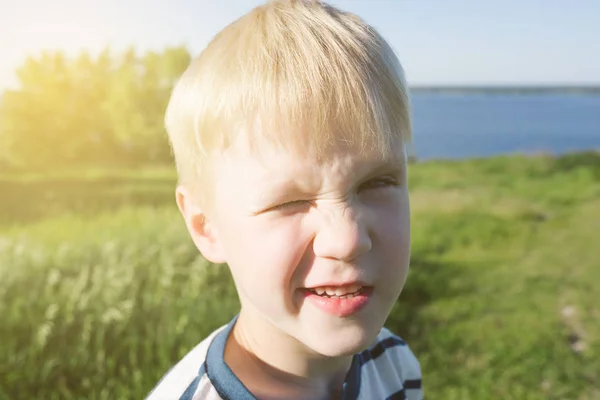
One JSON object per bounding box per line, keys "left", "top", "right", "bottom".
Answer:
{"left": 0, "top": 46, "right": 191, "bottom": 171}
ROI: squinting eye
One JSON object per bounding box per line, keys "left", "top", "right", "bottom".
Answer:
{"left": 268, "top": 199, "right": 311, "bottom": 212}
{"left": 360, "top": 177, "right": 400, "bottom": 191}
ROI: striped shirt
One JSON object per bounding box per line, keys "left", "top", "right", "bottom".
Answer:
{"left": 146, "top": 315, "right": 423, "bottom": 400}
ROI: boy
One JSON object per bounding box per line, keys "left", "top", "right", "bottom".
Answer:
{"left": 148, "top": 0, "right": 422, "bottom": 399}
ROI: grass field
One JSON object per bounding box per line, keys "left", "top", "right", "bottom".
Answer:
{"left": 1, "top": 152, "right": 599, "bottom": 399}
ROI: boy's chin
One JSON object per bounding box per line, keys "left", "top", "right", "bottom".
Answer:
{"left": 303, "top": 325, "right": 377, "bottom": 358}
{"left": 311, "top": 337, "right": 371, "bottom": 359}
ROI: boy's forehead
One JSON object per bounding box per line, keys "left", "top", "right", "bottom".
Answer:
{"left": 217, "top": 133, "right": 406, "bottom": 187}
{"left": 222, "top": 124, "right": 406, "bottom": 165}
{"left": 224, "top": 137, "right": 404, "bottom": 171}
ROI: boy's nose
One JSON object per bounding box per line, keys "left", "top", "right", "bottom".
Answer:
{"left": 312, "top": 205, "right": 372, "bottom": 262}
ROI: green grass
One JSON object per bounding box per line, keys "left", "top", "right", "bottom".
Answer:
{"left": 1, "top": 152, "right": 599, "bottom": 399}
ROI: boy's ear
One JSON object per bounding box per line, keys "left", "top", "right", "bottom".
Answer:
{"left": 175, "top": 186, "right": 226, "bottom": 264}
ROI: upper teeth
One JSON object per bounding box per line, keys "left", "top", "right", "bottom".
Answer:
{"left": 310, "top": 285, "right": 362, "bottom": 296}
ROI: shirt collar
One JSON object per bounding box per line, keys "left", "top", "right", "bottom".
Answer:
{"left": 204, "top": 315, "right": 362, "bottom": 400}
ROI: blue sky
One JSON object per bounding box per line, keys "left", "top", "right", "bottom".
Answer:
{"left": 1, "top": 0, "right": 599, "bottom": 90}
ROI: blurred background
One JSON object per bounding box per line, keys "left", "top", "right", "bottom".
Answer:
{"left": 0, "top": 0, "right": 599, "bottom": 399}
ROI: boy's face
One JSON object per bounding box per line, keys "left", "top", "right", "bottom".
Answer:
{"left": 196, "top": 135, "right": 410, "bottom": 357}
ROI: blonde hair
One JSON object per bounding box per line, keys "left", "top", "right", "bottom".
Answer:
{"left": 165, "top": 0, "right": 411, "bottom": 202}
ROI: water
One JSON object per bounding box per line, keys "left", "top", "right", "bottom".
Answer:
{"left": 410, "top": 93, "right": 600, "bottom": 160}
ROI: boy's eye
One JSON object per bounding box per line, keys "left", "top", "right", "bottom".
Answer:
{"left": 267, "top": 199, "right": 311, "bottom": 212}
{"left": 359, "top": 176, "right": 401, "bottom": 191}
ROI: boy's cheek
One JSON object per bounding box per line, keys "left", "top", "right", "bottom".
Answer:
{"left": 226, "top": 228, "right": 301, "bottom": 283}
{"left": 374, "top": 201, "right": 410, "bottom": 240}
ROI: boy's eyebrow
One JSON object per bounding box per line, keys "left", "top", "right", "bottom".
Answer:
{"left": 248, "top": 179, "right": 315, "bottom": 208}
{"left": 364, "top": 158, "right": 406, "bottom": 174}
{"left": 352, "top": 156, "right": 406, "bottom": 181}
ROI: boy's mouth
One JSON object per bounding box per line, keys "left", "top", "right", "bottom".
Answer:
{"left": 301, "top": 284, "right": 373, "bottom": 316}
{"left": 305, "top": 284, "right": 365, "bottom": 299}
